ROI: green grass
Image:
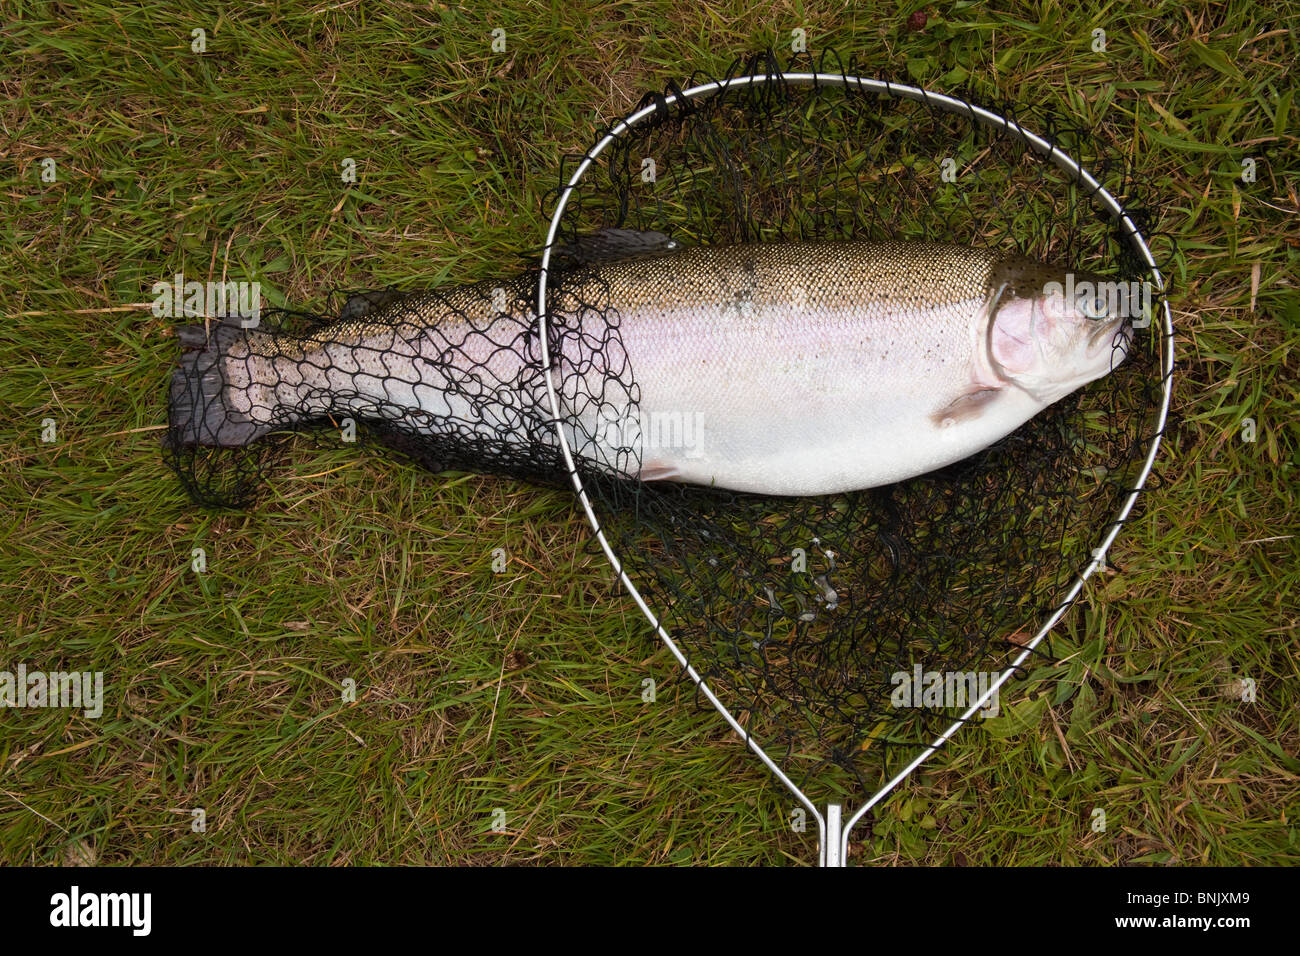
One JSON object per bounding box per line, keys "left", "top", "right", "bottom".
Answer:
{"left": 1, "top": 0, "right": 1296, "bottom": 865}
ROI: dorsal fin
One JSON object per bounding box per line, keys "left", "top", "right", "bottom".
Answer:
{"left": 338, "top": 289, "right": 408, "bottom": 323}
{"left": 551, "top": 228, "right": 681, "bottom": 266}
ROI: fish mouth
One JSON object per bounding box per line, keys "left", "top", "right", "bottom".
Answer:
{"left": 1087, "top": 316, "right": 1131, "bottom": 357}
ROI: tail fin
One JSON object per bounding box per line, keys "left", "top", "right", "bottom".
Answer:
{"left": 167, "top": 319, "right": 275, "bottom": 448}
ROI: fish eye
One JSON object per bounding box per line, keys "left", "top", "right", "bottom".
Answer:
{"left": 1079, "top": 293, "right": 1109, "bottom": 320}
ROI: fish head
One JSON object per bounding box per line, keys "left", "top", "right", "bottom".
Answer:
{"left": 983, "top": 259, "right": 1133, "bottom": 404}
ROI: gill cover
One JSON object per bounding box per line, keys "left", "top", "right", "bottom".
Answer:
{"left": 985, "top": 281, "right": 1054, "bottom": 403}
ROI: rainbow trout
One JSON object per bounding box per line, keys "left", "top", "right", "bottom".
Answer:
{"left": 167, "top": 238, "right": 1131, "bottom": 496}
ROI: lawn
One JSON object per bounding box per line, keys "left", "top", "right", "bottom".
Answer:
{"left": 0, "top": 0, "right": 1295, "bottom": 865}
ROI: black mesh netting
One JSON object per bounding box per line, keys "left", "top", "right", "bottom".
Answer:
{"left": 164, "top": 50, "right": 1173, "bottom": 805}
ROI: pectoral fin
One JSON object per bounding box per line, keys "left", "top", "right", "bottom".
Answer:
{"left": 639, "top": 459, "right": 682, "bottom": 482}
{"left": 931, "top": 387, "right": 1004, "bottom": 427}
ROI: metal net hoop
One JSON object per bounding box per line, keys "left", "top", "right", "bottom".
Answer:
{"left": 536, "top": 55, "right": 1174, "bottom": 862}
